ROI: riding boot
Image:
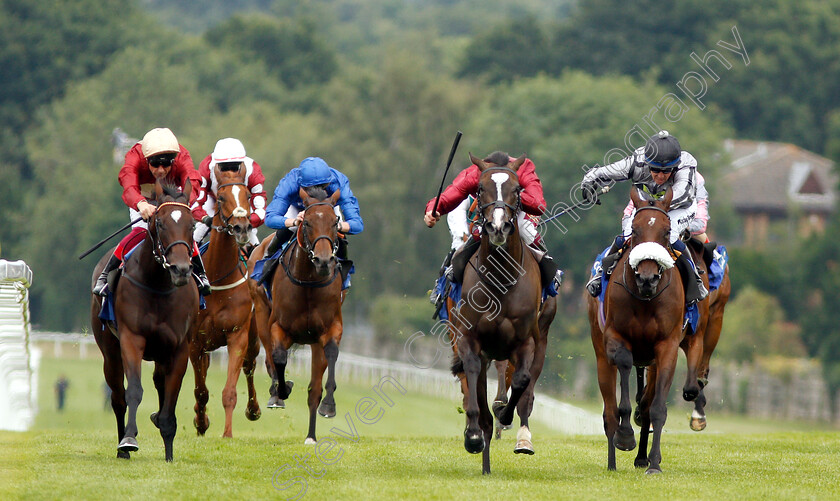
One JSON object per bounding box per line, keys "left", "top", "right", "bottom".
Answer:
{"left": 672, "top": 239, "right": 709, "bottom": 305}
{"left": 537, "top": 254, "right": 559, "bottom": 289}
{"left": 93, "top": 254, "right": 121, "bottom": 297}
{"left": 430, "top": 248, "right": 456, "bottom": 305}
{"left": 259, "top": 227, "right": 294, "bottom": 287}
{"left": 586, "top": 235, "right": 625, "bottom": 297}
{"left": 191, "top": 254, "right": 212, "bottom": 296}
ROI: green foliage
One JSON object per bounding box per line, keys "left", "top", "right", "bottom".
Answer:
{"left": 204, "top": 14, "right": 337, "bottom": 89}
{"left": 369, "top": 294, "right": 434, "bottom": 349}
{"left": 716, "top": 286, "right": 807, "bottom": 363}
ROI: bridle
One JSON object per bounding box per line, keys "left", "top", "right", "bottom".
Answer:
{"left": 212, "top": 181, "right": 250, "bottom": 235}
{"left": 297, "top": 201, "right": 340, "bottom": 263}
{"left": 150, "top": 201, "right": 194, "bottom": 270}
{"left": 617, "top": 205, "right": 673, "bottom": 301}
{"left": 475, "top": 166, "right": 522, "bottom": 225}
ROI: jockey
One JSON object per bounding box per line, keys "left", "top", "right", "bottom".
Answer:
{"left": 424, "top": 151, "right": 560, "bottom": 307}
{"left": 192, "top": 137, "right": 268, "bottom": 248}
{"left": 92, "top": 127, "right": 211, "bottom": 297}
{"left": 582, "top": 130, "right": 708, "bottom": 304}
{"left": 261, "top": 157, "right": 363, "bottom": 286}
{"left": 620, "top": 171, "right": 711, "bottom": 242}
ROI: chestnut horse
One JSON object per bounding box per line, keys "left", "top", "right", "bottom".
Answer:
{"left": 449, "top": 153, "right": 550, "bottom": 474}
{"left": 588, "top": 186, "right": 688, "bottom": 473}
{"left": 91, "top": 179, "right": 199, "bottom": 461}
{"left": 248, "top": 186, "right": 344, "bottom": 443}
{"left": 190, "top": 165, "right": 261, "bottom": 438}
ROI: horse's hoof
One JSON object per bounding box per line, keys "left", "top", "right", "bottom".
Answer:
{"left": 464, "top": 432, "right": 485, "bottom": 454}
{"left": 246, "top": 408, "right": 261, "bottom": 421}
{"left": 118, "top": 437, "right": 139, "bottom": 452}
{"left": 304, "top": 437, "right": 317, "bottom": 445}
{"left": 267, "top": 395, "right": 285, "bottom": 409}
{"left": 690, "top": 416, "right": 707, "bottom": 432}
{"left": 117, "top": 450, "right": 130, "bottom": 460}
{"left": 193, "top": 415, "right": 209, "bottom": 434}
{"left": 645, "top": 467, "right": 662, "bottom": 475}
{"left": 633, "top": 406, "right": 643, "bottom": 427}
{"left": 614, "top": 430, "right": 636, "bottom": 452}
{"left": 318, "top": 402, "right": 336, "bottom": 418}
{"left": 514, "top": 439, "right": 534, "bottom": 455}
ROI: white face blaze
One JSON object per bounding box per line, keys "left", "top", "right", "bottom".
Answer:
{"left": 648, "top": 216, "right": 656, "bottom": 227}
{"left": 170, "top": 210, "right": 182, "bottom": 223}
{"left": 230, "top": 185, "right": 249, "bottom": 218}
{"left": 490, "top": 172, "right": 509, "bottom": 229}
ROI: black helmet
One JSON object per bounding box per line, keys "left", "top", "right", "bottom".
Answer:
{"left": 643, "top": 131, "right": 681, "bottom": 171}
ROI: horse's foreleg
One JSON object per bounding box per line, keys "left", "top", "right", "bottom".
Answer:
{"left": 635, "top": 365, "right": 656, "bottom": 469}
{"left": 118, "top": 332, "right": 145, "bottom": 454}
{"left": 513, "top": 327, "right": 546, "bottom": 455}
{"left": 646, "top": 337, "right": 680, "bottom": 474}
{"left": 150, "top": 363, "right": 165, "bottom": 429}
{"left": 492, "top": 361, "right": 510, "bottom": 439}
{"left": 594, "top": 348, "right": 619, "bottom": 470}
{"left": 159, "top": 343, "right": 190, "bottom": 462}
{"left": 306, "top": 344, "right": 328, "bottom": 444}
{"left": 317, "top": 338, "right": 339, "bottom": 419}
{"left": 477, "top": 362, "right": 493, "bottom": 475}
{"left": 457, "top": 336, "right": 484, "bottom": 455}
{"left": 243, "top": 316, "right": 262, "bottom": 421}
{"left": 221, "top": 331, "right": 249, "bottom": 438}
{"left": 605, "top": 331, "right": 636, "bottom": 453}
{"left": 190, "top": 347, "right": 210, "bottom": 435}
{"left": 680, "top": 323, "right": 704, "bottom": 403}
{"left": 101, "top": 346, "right": 128, "bottom": 458}
{"left": 270, "top": 323, "right": 294, "bottom": 401}
{"left": 496, "top": 338, "right": 534, "bottom": 427}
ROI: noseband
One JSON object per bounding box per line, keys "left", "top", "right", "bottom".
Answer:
{"left": 297, "top": 201, "right": 340, "bottom": 263}
{"left": 212, "top": 182, "right": 250, "bottom": 235}
{"left": 151, "top": 201, "right": 193, "bottom": 270}
{"left": 619, "top": 205, "right": 673, "bottom": 301}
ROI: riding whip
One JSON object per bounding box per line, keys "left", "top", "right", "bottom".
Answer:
{"left": 431, "top": 130, "right": 463, "bottom": 217}
{"left": 78, "top": 216, "right": 144, "bottom": 260}
{"left": 538, "top": 185, "right": 612, "bottom": 227}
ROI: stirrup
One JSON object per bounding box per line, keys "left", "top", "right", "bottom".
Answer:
{"left": 195, "top": 274, "right": 212, "bottom": 296}
{"left": 586, "top": 273, "right": 602, "bottom": 297}
{"left": 93, "top": 276, "right": 109, "bottom": 297}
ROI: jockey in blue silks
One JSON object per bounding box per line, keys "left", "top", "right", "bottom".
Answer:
{"left": 260, "top": 157, "right": 363, "bottom": 288}
{"left": 581, "top": 131, "right": 708, "bottom": 305}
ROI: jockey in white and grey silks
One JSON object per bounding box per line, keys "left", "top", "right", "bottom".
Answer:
{"left": 582, "top": 131, "right": 708, "bottom": 304}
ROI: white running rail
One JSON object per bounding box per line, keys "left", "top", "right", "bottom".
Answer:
{"left": 0, "top": 260, "right": 38, "bottom": 431}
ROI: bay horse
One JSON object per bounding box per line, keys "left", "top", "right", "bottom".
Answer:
{"left": 587, "top": 186, "right": 686, "bottom": 473}
{"left": 91, "top": 178, "right": 199, "bottom": 461}
{"left": 190, "top": 165, "right": 261, "bottom": 438}
{"left": 449, "top": 153, "right": 550, "bottom": 474}
{"left": 248, "top": 186, "right": 344, "bottom": 443}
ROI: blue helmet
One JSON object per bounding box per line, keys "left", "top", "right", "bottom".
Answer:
{"left": 298, "top": 157, "right": 332, "bottom": 187}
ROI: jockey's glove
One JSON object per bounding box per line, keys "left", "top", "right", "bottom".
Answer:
{"left": 201, "top": 215, "right": 213, "bottom": 227}
{"left": 581, "top": 181, "right": 601, "bottom": 205}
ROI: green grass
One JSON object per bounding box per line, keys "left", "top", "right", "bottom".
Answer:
{"left": 2, "top": 355, "right": 840, "bottom": 500}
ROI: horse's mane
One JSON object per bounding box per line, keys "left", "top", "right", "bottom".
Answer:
{"left": 159, "top": 179, "right": 188, "bottom": 203}
{"left": 483, "top": 151, "right": 510, "bottom": 167}
{"left": 303, "top": 185, "right": 329, "bottom": 202}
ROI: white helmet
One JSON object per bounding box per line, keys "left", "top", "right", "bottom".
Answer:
{"left": 212, "top": 138, "right": 247, "bottom": 163}
{"left": 141, "top": 128, "right": 180, "bottom": 158}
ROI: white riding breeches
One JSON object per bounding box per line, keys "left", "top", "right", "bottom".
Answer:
{"left": 622, "top": 200, "right": 697, "bottom": 244}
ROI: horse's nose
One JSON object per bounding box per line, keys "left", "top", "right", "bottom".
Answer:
{"left": 501, "top": 221, "right": 513, "bottom": 235}
{"left": 635, "top": 273, "right": 661, "bottom": 296}
{"left": 312, "top": 254, "right": 336, "bottom": 273}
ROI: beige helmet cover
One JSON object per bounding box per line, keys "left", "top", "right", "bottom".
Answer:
{"left": 141, "top": 128, "right": 180, "bottom": 158}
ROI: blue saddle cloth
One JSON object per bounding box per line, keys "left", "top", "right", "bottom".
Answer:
{"left": 433, "top": 272, "right": 557, "bottom": 322}
{"left": 707, "top": 245, "right": 728, "bottom": 292}
{"left": 589, "top": 245, "right": 699, "bottom": 333}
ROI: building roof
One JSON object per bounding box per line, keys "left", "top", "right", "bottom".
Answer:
{"left": 722, "top": 139, "right": 837, "bottom": 214}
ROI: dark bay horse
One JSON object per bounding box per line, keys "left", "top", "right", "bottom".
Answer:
{"left": 248, "top": 187, "right": 344, "bottom": 444}
{"left": 449, "top": 153, "right": 551, "bottom": 474}
{"left": 588, "top": 187, "right": 687, "bottom": 473}
{"left": 91, "top": 179, "right": 199, "bottom": 461}
{"left": 191, "top": 165, "right": 261, "bottom": 438}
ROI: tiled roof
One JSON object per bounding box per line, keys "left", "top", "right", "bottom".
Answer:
{"left": 721, "top": 139, "right": 836, "bottom": 214}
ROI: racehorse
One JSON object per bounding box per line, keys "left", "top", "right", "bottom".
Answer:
{"left": 587, "top": 186, "right": 687, "bottom": 473}
{"left": 91, "top": 178, "right": 199, "bottom": 461}
{"left": 190, "top": 165, "right": 261, "bottom": 438}
{"left": 449, "top": 153, "right": 551, "bottom": 474}
{"left": 248, "top": 186, "right": 344, "bottom": 443}
{"left": 682, "top": 244, "right": 731, "bottom": 431}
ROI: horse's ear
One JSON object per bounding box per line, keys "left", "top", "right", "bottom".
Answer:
{"left": 155, "top": 177, "right": 164, "bottom": 200}
{"left": 470, "top": 152, "right": 487, "bottom": 172}
{"left": 299, "top": 187, "right": 311, "bottom": 206}
{"left": 659, "top": 187, "right": 673, "bottom": 212}
{"left": 511, "top": 154, "right": 527, "bottom": 171}
{"left": 629, "top": 185, "right": 645, "bottom": 208}
{"left": 182, "top": 177, "right": 192, "bottom": 202}
{"left": 329, "top": 188, "right": 341, "bottom": 206}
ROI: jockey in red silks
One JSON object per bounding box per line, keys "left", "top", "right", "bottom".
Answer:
{"left": 92, "top": 127, "right": 210, "bottom": 297}
{"left": 423, "top": 151, "right": 561, "bottom": 309}
{"left": 191, "top": 137, "right": 268, "bottom": 249}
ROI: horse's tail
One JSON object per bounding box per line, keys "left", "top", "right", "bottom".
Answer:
{"left": 450, "top": 354, "right": 464, "bottom": 377}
